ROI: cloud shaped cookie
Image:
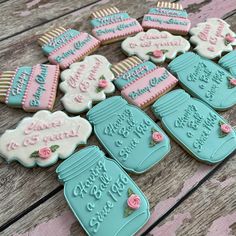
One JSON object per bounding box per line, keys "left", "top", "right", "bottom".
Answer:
{"left": 0, "top": 110, "right": 92, "bottom": 167}
{"left": 190, "top": 18, "right": 236, "bottom": 59}
{"left": 60, "top": 55, "right": 115, "bottom": 113}
{"left": 121, "top": 29, "right": 190, "bottom": 63}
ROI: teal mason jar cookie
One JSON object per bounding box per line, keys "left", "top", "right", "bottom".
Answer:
{"left": 152, "top": 89, "right": 236, "bottom": 163}
{"left": 219, "top": 50, "right": 236, "bottom": 77}
{"left": 87, "top": 96, "right": 170, "bottom": 173}
{"left": 168, "top": 52, "right": 236, "bottom": 111}
{"left": 56, "top": 146, "right": 150, "bottom": 236}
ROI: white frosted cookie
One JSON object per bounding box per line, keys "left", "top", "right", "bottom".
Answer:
{"left": 190, "top": 18, "right": 236, "bottom": 59}
{"left": 60, "top": 55, "right": 115, "bottom": 113}
{"left": 121, "top": 29, "right": 190, "bottom": 63}
{"left": 0, "top": 110, "right": 92, "bottom": 167}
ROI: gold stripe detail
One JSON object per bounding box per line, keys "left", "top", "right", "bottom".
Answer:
{"left": 91, "top": 7, "right": 120, "bottom": 18}
{"left": 111, "top": 56, "right": 143, "bottom": 76}
{"left": 38, "top": 27, "right": 67, "bottom": 46}
{"left": 156, "top": 1, "right": 183, "bottom": 10}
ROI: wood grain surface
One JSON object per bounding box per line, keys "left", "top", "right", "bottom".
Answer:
{"left": 0, "top": 0, "right": 235, "bottom": 235}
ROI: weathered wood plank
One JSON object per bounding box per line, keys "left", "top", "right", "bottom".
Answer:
{"left": 0, "top": 0, "right": 98, "bottom": 41}
{"left": 147, "top": 155, "right": 236, "bottom": 236}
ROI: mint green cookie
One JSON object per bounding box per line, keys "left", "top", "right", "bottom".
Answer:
{"left": 56, "top": 146, "right": 150, "bottom": 236}
{"left": 219, "top": 50, "right": 236, "bottom": 77}
{"left": 168, "top": 52, "right": 236, "bottom": 111}
{"left": 152, "top": 89, "right": 236, "bottom": 163}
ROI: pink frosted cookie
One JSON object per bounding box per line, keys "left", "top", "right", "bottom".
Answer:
{"left": 142, "top": 2, "right": 191, "bottom": 35}
{"left": 38, "top": 27, "right": 100, "bottom": 69}
{"left": 0, "top": 64, "right": 59, "bottom": 112}
{"left": 90, "top": 7, "right": 143, "bottom": 44}
{"left": 111, "top": 56, "right": 178, "bottom": 108}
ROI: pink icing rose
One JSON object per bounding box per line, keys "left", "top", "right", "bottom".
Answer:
{"left": 152, "top": 132, "right": 163, "bottom": 142}
{"left": 38, "top": 147, "right": 52, "bottom": 159}
{"left": 230, "top": 79, "right": 236, "bottom": 86}
{"left": 98, "top": 79, "right": 108, "bottom": 88}
{"left": 152, "top": 50, "right": 163, "bottom": 58}
{"left": 225, "top": 34, "right": 235, "bottom": 43}
{"left": 221, "top": 124, "right": 232, "bottom": 134}
{"left": 127, "top": 194, "right": 141, "bottom": 210}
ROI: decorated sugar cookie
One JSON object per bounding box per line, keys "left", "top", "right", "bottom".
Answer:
{"left": 38, "top": 27, "right": 100, "bottom": 69}
{"left": 190, "top": 18, "right": 236, "bottom": 59}
{"left": 152, "top": 89, "right": 236, "bottom": 164}
{"left": 219, "top": 50, "right": 236, "bottom": 76}
{"left": 60, "top": 55, "right": 115, "bottom": 113}
{"left": 121, "top": 29, "right": 190, "bottom": 63}
{"left": 57, "top": 146, "right": 150, "bottom": 236}
{"left": 90, "top": 7, "right": 143, "bottom": 44}
{"left": 0, "top": 110, "right": 92, "bottom": 167}
{"left": 0, "top": 64, "right": 59, "bottom": 112}
{"left": 168, "top": 52, "right": 236, "bottom": 111}
{"left": 87, "top": 96, "right": 170, "bottom": 173}
{"left": 142, "top": 2, "right": 191, "bottom": 35}
{"left": 111, "top": 56, "right": 178, "bottom": 108}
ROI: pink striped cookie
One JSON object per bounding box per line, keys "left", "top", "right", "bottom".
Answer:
{"left": 142, "top": 2, "right": 191, "bottom": 35}
{"left": 90, "top": 7, "right": 143, "bottom": 45}
{"left": 38, "top": 27, "right": 100, "bottom": 69}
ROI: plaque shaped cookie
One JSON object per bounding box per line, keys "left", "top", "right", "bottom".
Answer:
{"left": 111, "top": 56, "right": 178, "bottom": 108}
{"left": 0, "top": 111, "right": 92, "bottom": 167}
{"left": 38, "top": 27, "right": 100, "bottom": 69}
{"left": 56, "top": 146, "right": 150, "bottom": 236}
{"left": 90, "top": 7, "right": 143, "bottom": 44}
{"left": 152, "top": 89, "right": 236, "bottom": 164}
{"left": 219, "top": 50, "right": 236, "bottom": 77}
{"left": 60, "top": 55, "right": 115, "bottom": 113}
{"left": 87, "top": 96, "right": 171, "bottom": 173}
{"left": 168, "top": 52, "right": 236, "bottom": 111}
{"left": 142, "top": 2, "right": 191, "bottom": 35}
{"left": 190, "top": 18, "right": 236, "bottom": 59}
{"left": 0, "top": 64, "right": 59, "bottom": 112}
{"left": 121, "top": 29, "right": 190, "bottom": 63}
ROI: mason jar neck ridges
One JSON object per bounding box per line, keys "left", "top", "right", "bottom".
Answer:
{"left": 87, "top": 96, "right": 127, "bottom": 125}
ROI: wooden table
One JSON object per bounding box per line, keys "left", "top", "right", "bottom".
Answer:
{"left": 0, "top": 0, "right": 236, "bottom": 235}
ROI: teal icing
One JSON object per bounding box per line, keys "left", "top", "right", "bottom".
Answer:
{"left": 148, "top": 8, "right": 188, "bottom": 18}
{"left": 152, "top": 89, "right": 236, "bottom": 163}
{"left": 7, "top": 66, "right": 32, "bottom": 107}
{"left": 87, "top": 96, "right": 171, "bottom": 173}
{"left": 219, "top": 51, "right": 236, "bottom": 77}
{"left": 90, "top": 13, "right": 130, "bottom": 28}
{"left": 42, "top": 29, "right": 80, "bottom": 55}
{"left": 114, "top": 61, "right": 156, "bottom": 90}
{"left": 56, "top": 146, "right": 150, "bottom": 236}
{"left": 168, "top": 52, "right": 236, "bottom": 111}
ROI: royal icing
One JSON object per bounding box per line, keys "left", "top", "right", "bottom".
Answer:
{"left": 87, "top": 96, "right": 170, "bottom": 173}
{"left": 0, "top": 110, "right": 92, "bottom": 167}
{"left": 38, "top": 28, "right": 100, "bottom": 69}
{"left": 219, "top": 50, "right": 236, "bottom": 77}
{"left": 168, "top": 52, "right": 236, "bottom": 111}
{"left": 90, "top": 7, "right": 143, "bottom": 44}
{"left": 56, "top": 146, "right": 150, "bottom": 235}
{"left": 121, "top": 29, "right": 190, "bottom": 63}
{"left": 190, "top": 18, "right": 236, "bottom": 59}
{"left": 142, "top": 2, "right": 191, "bottom": 35}
{"left": 152, "top": 89, "right": 236, "bottom": 163}
{"left": 111, "top": 57, "right": 178, "bottom": 108}
{"left": 60, "top": 55, "right": 115, "bottom": 113}
{"left": 0, "top": 64, "right": 59, "bottom": 112}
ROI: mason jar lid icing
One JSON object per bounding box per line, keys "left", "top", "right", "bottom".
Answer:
{"left": 168, "top": 52, "right": 199, "bottom": 73}
{"left": 87, "top": 96, "right": 127, "bottom": 125}
{"left": 152, "top": 89, "right": 190, "bottom": 119}
{"left": 219, "top": 50, "right": 236, "bottom": 71}
{"left": 57, "top": 146, "right": 104, "bottom": 183}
